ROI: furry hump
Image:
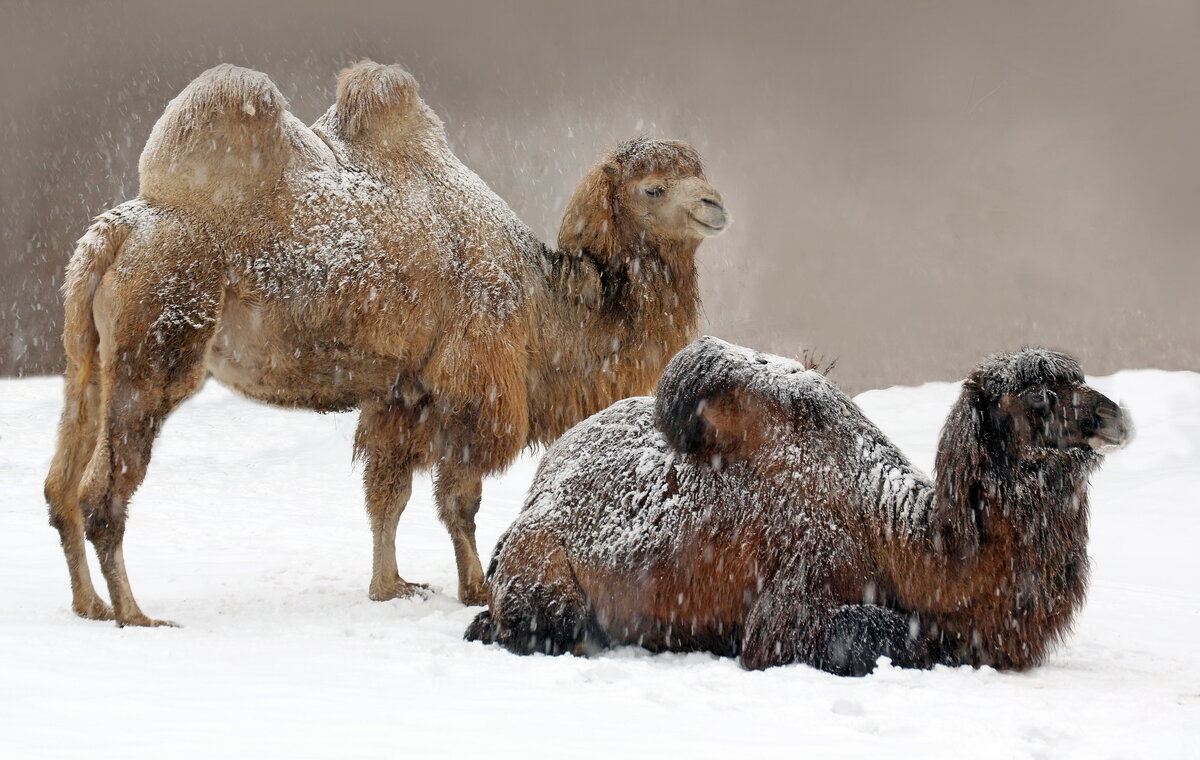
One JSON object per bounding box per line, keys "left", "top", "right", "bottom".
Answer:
{"left": 138, "top": 64, "right": 291, "bottom": 209}
{"left": 327, "top": 60, "right": 426, "bottom": 142}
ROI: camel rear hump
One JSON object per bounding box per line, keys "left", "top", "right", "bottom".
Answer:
{"left": 138, "top": 64, "right": 290, "bottom": 209}
{"left": 326, "top": 61, "right": 435, "bottom": 145}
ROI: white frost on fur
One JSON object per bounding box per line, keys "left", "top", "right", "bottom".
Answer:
{"left": 127, "top": 70, "right": 546, "bottom": 334}
{"left": 504, "top": 339, "right": 938, "bottom": 582}
{"left": 223, "top": 118, "right": 541, "bottom": 322}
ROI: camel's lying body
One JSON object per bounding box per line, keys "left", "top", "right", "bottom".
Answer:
{"left": 47, "top": 63, "right": 726, "bottom": 626}
{"left": 467, "top": 338, "right": 1130, "bottom": 674}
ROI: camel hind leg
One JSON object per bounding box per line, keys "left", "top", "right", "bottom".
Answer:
{"left": 76, "top": 256, "right": 221, "bottom": 627}
{"left": 44, "top": 368, "right": 111, "bottom": 620}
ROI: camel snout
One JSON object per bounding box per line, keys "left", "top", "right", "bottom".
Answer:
{"left": 689, "top": 197, "right": 728, "bottom": 235}
{"left": 1087, "top": 401, "right": 1133, "bottom": 451}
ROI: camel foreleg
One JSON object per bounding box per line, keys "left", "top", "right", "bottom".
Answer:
{"left": 465, "top": 535, "right": 603, "bottom": 655}
{"left": 355, "top": 402, "right": 431, "bottom": 601}
{"left": 434, "top": 460, "right": 489, "bottom": 605}
{"left": 741, "top": 587, "right": 927, "bottom": 675}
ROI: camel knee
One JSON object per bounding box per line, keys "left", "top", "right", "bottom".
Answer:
{"left": 434, "top": 467, "right": 483, "bottom": 530}
{"left": 83, "top": 504, "right": 126, "bottom": 554}
{"left": 463, "top": 610, "right": 496, "bottom": 644}
{"left": 438, "top": 504, "right": 479, "bottom": 536}
{"left": 475, "top": 580, "right": 601, "bottom": 656}
{"left": 467, "top": 534, "right": 601, "bottom": 655}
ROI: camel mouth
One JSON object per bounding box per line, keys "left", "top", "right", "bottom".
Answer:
{"left": 1087, "top": 431, "right": 1128, "bottom": 451}
{"left": 689, "top": 213, "right": 727, "bottom": 236}
{"left": 1087, "top": 408, "right": 1133, "bottom": 451}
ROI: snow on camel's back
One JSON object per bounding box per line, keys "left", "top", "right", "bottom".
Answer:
{"left": 43, "top": 62, "right": 727, "bottom": 627}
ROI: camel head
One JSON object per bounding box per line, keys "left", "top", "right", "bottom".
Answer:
{"left": 945, "top": 349, "right": 1131, "bottom": 467}
{"left": 558, "top": 137, "right": 727, "bottom": 260}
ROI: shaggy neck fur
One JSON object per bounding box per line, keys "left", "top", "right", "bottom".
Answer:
{"left": 527, "top": 234, "right": 701, "bottom": 446}
{"left": 525, "top": 143, "right": 709, "bottom": 446}
{"left": 881, "top": 407, "right": 1099, "bottom": 669}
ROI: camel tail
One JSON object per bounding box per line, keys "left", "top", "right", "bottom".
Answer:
{"left": 61, "top": 202, "right": 147, "bottom": 388}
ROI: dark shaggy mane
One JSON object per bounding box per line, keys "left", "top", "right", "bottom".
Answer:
{"left": 974, "top": 348, "right": 1084, "bottom": 396}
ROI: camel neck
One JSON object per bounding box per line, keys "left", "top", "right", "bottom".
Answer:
{"left": 527, "top": 240, "right": 701, "bottom": 447}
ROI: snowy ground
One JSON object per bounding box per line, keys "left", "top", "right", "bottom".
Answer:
{"left": 1, "top": 369, "right": 1198, "bottom": 759}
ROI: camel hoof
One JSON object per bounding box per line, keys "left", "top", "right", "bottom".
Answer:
{"left": 73, "top": 597, "right": 115, "bottom": 621}
{"left": 369, "top": 580, "right": 431, "bottom": 602}
{"left": 116, "top": 614, "right": 180, "bottom": 628}
{"left": 458, "top": 582, "right": 488, "bottom": 607}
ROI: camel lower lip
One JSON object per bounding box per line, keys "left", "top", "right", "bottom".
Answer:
{"left": 691, "top": 217, "right": 726, "bottom": 233}
{"left": 1088, "top": 433, "right": 1126, "bottom": 450}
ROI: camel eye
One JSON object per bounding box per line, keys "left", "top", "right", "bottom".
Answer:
{"left": 1022, "top": 388, "right": 1056, "bottom": 410}
{"left": 644, "top": 186, "right": 665, "bottom": 198}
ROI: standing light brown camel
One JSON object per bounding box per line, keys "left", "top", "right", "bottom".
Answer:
{"left": 43, "top": 62, "right": 727, "bottom": 626}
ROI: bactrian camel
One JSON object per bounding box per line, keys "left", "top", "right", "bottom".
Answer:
{"left": 466, "top": 337, "right": 1129, "bottom": 674}
{"left": 44, "top": 62, "right": 727, "bottom": 626}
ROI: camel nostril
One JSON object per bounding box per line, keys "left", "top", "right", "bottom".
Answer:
{"left": 701, "top": 197, "right": 723, "bottom": 209}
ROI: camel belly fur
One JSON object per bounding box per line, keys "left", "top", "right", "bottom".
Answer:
{"left": 205, "top": 292, "right": 411, "bottom": 412}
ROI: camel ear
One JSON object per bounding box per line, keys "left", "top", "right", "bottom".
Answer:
{"left": 654, "top": 338, "right": 769, "bottom": 465}
{"left": 931, "top": 377, "right": 992, "bottom": 560}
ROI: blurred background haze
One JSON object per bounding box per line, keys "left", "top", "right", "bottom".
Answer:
{"left": 2, "top": 0, "right": 1197, "bottom": 393}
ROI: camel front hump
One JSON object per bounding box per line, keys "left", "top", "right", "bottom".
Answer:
{"left": 467, "top": 336, "right": 1131, "bottom": 675}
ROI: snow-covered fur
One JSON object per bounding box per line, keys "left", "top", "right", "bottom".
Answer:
{"left": 43, "top": 62, "right": 726, "bottom": 627}
{"left": 465, "top": 337, "right": 1131, "bottom": 675}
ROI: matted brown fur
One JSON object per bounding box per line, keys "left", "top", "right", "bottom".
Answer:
{"left": 466, "top": 337, "right": 1131, "bottom": 674}
{"left": 43, "top": 62, "right": 726, "bottom": 626}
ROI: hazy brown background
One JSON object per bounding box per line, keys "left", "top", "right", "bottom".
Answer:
{"left": 3, "top": 0, "right": 1197, "bottom": 393}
